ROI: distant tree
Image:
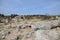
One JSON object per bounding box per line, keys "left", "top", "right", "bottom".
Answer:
{"left": 0, "top": 14, "right": 4, "bottom": 17}
{"left": 10, "top": 14, "right": 19, "bottom": 18}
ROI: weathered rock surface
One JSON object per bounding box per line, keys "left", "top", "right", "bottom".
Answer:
{"left": 0, "top": 20, "right": 60, "bottom": 40}
{"left": 31, "top": 20, "right": 60, "bottom": 31}
{"left": 35, "top": 30, "right": 60, "bottom": 40}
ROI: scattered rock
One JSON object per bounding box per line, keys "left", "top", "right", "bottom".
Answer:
{"left": 0, "top": 20, "right": 60, "bottom": 40}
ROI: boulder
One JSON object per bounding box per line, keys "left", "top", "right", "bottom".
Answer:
{"left": 10, "top": 35, "right": 19, "bottom": 40}
{"left": 35, "top": 30, "right": 60, "bottom": 40}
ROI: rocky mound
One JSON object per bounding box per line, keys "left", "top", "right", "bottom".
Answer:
{"left": 0, "top": 20, "right": 60, "bottom": 40}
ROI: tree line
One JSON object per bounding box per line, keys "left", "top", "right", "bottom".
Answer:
{"left": 0, "top": 14, "right": 19, "bottom": 18}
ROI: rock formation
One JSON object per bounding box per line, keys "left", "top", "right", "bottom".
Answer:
{"left": 0, "top": 16, "right": 60, "bottom": 40}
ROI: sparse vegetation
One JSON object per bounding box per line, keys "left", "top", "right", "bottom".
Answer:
{"left": 0, "top": 14, "right": 19, "bottom": 23}
{"left": 0, "top": 13, "right": 60, "bottom": 23}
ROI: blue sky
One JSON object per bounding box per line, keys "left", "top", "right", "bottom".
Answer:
{"left": 0, "top": 0, "right": 60, "bottom": 15}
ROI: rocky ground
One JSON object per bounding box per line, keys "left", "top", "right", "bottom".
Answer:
{"left": 0, "top": 17, "right": 60, "bottom": 40}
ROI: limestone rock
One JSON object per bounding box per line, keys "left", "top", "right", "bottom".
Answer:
{"left": 35, "top": 30, "right": 60, "bottom": 40}
{"left": 10, "top": 35, "right": 19, "bottom": 40}
{"left": 31, "top": 20, "right": 60, "bottom": 31}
